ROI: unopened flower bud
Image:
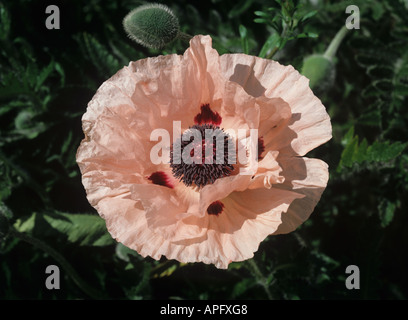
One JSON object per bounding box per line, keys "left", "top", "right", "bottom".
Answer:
{"left": 301, "top": 26, "right": 349, "bottom": 94}
{"left": 301, "top": 54, "right": 335, "bottom": 92}
{"left": 123, "top": 3, "right": 180, "bottom": 49}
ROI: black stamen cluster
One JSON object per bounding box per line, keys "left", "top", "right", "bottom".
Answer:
{"left": 170, "top": 124, "right": 236, "bottom": 188}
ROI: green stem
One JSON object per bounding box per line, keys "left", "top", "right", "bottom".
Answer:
{"left": 177, "top": 31, "right": 193, "bottom": 43}
{"left": 150, "top": 259, "right": 174, "bottom": 274}
{"left": 265, "top": 46, "right": 280, "bottom": 60}
{"left": 324, "top": 25, "right": 350, "bottom": 61}
{"left": 247, "top": 259, "right": 274, "bottom": 300}
{"left": 10, "top": 228, "right": 105, "bottom": 299}
{"left": 266, "top": 21, "right": 290, "bottom": 60}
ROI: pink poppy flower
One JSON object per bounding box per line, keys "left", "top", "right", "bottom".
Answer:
{"left": 76, "top": 35, "right": 331, "bottom": 269}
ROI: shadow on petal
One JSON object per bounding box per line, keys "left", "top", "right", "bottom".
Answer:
{"left": 230, "top": 64, "right": 266, "bottom": 98}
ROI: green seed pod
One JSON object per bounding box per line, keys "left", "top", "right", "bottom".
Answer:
{"left": 301, "top": 26, "right": 349, "bottom": 94}
{"left": 301, "top": 54, "right": 335, "bottom": 93}
{"left": 123, "top": 3, "right": 180, "bottom": 49}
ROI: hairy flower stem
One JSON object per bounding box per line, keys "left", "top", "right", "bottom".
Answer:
{"left": 178, "top": 31, "right": 193, "bottom": 43}
{"left": 247, "top": 259, "right": 274, "bottom": 300}
{"left": 324, "top": 25, "right": 350, "bottom": 61}
{"left": 10, "top": 228, "right": 104, "bottom": 299}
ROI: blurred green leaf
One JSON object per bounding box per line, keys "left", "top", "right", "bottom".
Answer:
{"left": 14, "top": 110, "right": 47, "bottom": 139}
{"left": 14, "top": 212, "right": 114, "bottom": 247}
{"left": 116, "top": 243, "right": 140, "bottom": 262}
{"left": 239, "top": 24, "right": 249, "bottom": 54}
{"left": 378, "top": 199, "right": 398, "bottom": 228}
{"left": 13, "top": 212, "right": 37, "bottom": 233}
{"left": 74, "top": 32, "right": 122, "bottom": 77}
{"left": 124, "top": 262, "right": 151, "bottom": 299}
{"left": 44, "top": 212, "right": 114, "bottom": 246}
{"left": 296, "top": 32, "right": 318, "bottom": 39}
{"left": 300, "top": 10, "right": 318, "bottom": 24}
{"left": 228, "top": 0, "right": 254, "bottom": 18}
{"left": 357, "top": 108, "right": 381, "bottom": 127}
{"left": 231, "top": 278, "right": 255, "bottom": 298}
{"left": 338, "top": 126, "right": 408, "bottom": 171}
{"left": 35, "top": 60, "right": 56, "bottom": 92}
{"left": 254, "top": 10, "right": 271, "bottom": 18}
{"left": 259, "top": 32, "right": 280, "bottom": 58}
{"left": 0, "top": 2, "right": 10, "bottom": 41}
{"left": 0, "top": 201, "right": 12, "bottom": 220}
{"left": 366, "top": 140, "right": 407, "bottom": 163}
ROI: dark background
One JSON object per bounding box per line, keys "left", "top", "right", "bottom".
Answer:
{"left": 1, "top": 0, "right": 407, "bottom": 300}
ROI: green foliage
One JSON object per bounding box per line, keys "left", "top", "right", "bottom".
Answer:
{"left": 338, "top": 126, "right": 407, "bottom": 171}
{"left": 13, "top": 211, "right": 114, "bottom": 247}
{"left": 239, "top": 24, "right": 250, "bottom": 54}
{"left": 254, "top": 0, "right": 318, "bottom": 58}
{"left": 378, "top": 199, "right": 399, "bottom": 228}
{"left": 0, "top": 2, "right": 10, "bottom": 41}
{"left": 229, "top": 0, "right": 254, "bottom": 19}
{"left": 74, "top": 33, "right": 123, "bottom": 79}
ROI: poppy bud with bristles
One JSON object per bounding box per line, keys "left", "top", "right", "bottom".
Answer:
{"left": 123, "top": 3, "right": 180, "bottom": 49}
